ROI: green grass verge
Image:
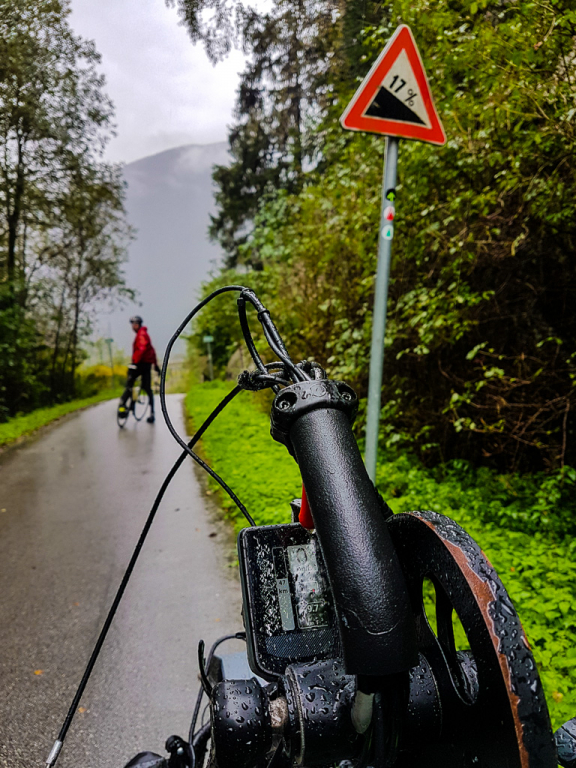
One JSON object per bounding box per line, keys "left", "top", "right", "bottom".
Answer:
{"left": 0, "top": 388, "right": 122, "bottom": 447}
{"left": 186, "top": 380, "right": 576, "bottom": 731}
{"left": 185, "top": 382, "right": 302, "bottom": 528}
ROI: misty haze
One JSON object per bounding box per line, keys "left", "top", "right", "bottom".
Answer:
{"left": 96, "top": 141, "right": 229, "bottom": 358}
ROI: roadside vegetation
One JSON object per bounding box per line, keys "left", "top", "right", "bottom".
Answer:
{"left": 176, "top": 0, "right": 576, "bottom": 480}
{"left": 186, "top": 380, "right": 576, "bottom": 732}
{"left": 175, "top": 0, "right": 575, "bottom": 736}
{"left": 0, "top": 0, "right": 133, "bottom": 423}
{"left": 0, "top": 385, "right": 121, "bottom": 448}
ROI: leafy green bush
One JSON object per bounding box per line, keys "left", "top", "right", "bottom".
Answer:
{"left": 192, "top": 0, "right": 576, "bottom": 475}
{"left": 0, "top": 300, "right": 49, "bottom": 420}
{"left": 373, "top": 453, "right": 576, "bottom": 540}
{"left": 186, "top": 380, "right": 576, "bottom": 730}
{"left": 0, "top": 388, "right": 121, "bottom": 447}
{"left": 75, "top": 364, "right": 127, "bottom": 399}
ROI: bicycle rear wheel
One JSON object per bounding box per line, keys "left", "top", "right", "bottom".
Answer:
{"left": 132, "top": 387, "right": 150, "bottom": 421}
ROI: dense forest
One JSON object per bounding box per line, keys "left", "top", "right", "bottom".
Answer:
{"left": 172, "top": 0, "right": 576, "bottom": 477}
{"left": 0, "top": 0, "right": 131, "bottom": 420}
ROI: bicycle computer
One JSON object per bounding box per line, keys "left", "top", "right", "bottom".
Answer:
{"left": 238, "top": 524, "right": 340, "bottom": 680}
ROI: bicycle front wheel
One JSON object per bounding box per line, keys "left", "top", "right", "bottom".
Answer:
{"left": 117, "top": 405, "right": 129, "bottom": 429}
{"left": 132, "top": 387, "right": 150, "bottom": 421}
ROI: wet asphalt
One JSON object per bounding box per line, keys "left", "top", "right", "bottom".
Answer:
{"left": 0, "top": 396, "right": 244, "bottom": 768}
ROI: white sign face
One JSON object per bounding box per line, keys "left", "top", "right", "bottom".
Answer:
{"left": 369, "top": 49, "right": 432, "bottom": 128}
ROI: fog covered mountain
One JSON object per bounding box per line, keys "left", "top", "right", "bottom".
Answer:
{"left": 94, "top": 142, "right": 229, "bottom": 358}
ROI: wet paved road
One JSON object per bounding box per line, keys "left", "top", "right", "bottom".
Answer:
{"left": 0, "top": 396, "right": 243, "bottom": 768}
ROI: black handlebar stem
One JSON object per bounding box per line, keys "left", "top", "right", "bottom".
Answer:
{"left": 270, "top": 379, "right": 418, "bottom": 678}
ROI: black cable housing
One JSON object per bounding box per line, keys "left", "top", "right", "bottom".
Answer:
{"left": 47, "top": 284, "right": 298, "bottom": 767}
{"left": 160, "top": 287, "right": 256, "bottom": 527}
{"left": 189, "top": 633, "right": 247, "bottom": 743}
{"left": 46, "top": 387, "right": 241, "bottom": 760}
{"left": 46, "top": 381, "right": 245, "bottom": 766}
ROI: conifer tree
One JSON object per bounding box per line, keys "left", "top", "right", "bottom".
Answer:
{"left": 169, "top": 0, "right": 342, "bottom": 265}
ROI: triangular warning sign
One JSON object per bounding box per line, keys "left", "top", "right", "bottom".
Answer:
{"left": 341, "top": 25, "right": 446, "bottom": 145}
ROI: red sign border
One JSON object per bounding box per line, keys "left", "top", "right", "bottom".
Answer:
{"left": 340, "top": 25, "right": 446, "bottom": 146}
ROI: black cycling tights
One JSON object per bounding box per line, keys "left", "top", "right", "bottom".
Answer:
{"left": 120, "top": 363, "right": 154, "bottom": 413}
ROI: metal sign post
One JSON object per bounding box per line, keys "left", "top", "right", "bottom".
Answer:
{"left": 203, "top": 335, "right": 214, "bottom": 381}
{"left": 364, "top": 138, "right": 398, "bottom": 481}
{"left": 340, "top": 24, "right": 446, "bottom": 481}
{"left": 105, "top": 338, "right": 115, "bottom": 389}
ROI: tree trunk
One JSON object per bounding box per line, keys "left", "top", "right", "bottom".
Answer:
{"left": 291, "top": 0, "right": 304, "bottom": 177}
{"left": 68, "top": 245, "right": 84, "bottom": 397}
{"left": 50, "top": 285, "right": 67, "bottom": 399}
{"left": 60, "top": 331, "right": 73, "bottom": 394}
{"left": 69, "top": 280, "right": 81, "bottom": 396}
{"left": 7, "top": 134, "right": 26, "bottom": 293}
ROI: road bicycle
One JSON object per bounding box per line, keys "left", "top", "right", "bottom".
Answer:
{"left": 47, "top": 287, "right": 576, "bottom": 768}
{"left": 117, "top": 367, "right": 152, "bottom": 427}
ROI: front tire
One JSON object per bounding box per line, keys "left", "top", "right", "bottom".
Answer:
{"left": 117, "top": 404, "right": 129, "bottom": 429}
{"left": 132, "top": 387, "right": 149, "bottom": 422}
{"left": 387, "top": 510, "right": 556, "bottom": 768}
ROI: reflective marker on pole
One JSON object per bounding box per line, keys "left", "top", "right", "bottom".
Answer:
{"left": 365, "top": 137, "right": 398, "bottom": 482}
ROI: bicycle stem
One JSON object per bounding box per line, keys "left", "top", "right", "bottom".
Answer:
{"left": 270, "top": 378, "right": 418, "bottom": 678}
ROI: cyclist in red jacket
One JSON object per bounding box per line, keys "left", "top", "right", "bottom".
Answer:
{"left": 118, "top": 316, "right": 160, "bottom": 423}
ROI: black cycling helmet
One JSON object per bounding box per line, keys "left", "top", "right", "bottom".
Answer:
{"left": 130, "top": 315, "right": 143, "bottom": 325}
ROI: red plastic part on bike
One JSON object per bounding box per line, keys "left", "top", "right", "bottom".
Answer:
{"left": 299, "top": 485, "right": 315, "bottom": 530}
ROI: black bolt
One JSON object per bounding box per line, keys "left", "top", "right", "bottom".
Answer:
{"left": 277, "top": 398, "right": 291, "bottom": 411}
{"left": 341, "top": 392, "right": 352, "bottom": 402}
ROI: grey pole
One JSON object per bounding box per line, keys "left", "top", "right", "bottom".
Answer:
{"left": 364, "top": 137, "right": 399, "bottom": 482}
{"left": 206, "top": 341, "right": 214, "bottom": 382}
{"left": 105, "top": 338, "right": 115, "bottom": 389}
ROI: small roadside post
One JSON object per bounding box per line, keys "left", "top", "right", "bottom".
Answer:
{"left": 203, "top": 335, "right": 214, "bottom": 381}
{"left": 340, "top": 24, "right": 446, "bottom": 481}
{"left": 105, "top": 338, "right": 115, "bottom": 389}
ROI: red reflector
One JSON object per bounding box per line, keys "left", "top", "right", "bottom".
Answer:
{"left": 299, "top": 485, "right": 314, "bottom": 529}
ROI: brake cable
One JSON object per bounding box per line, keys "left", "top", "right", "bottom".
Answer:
{"left": 159, "top": 286, "right": 307, "bottom": 502}
{"left": 189, "top": 633, "right": 247, "bottom": 743}
{"left": 239, "top": 288, "right": 310, "bottom": 383}
{"left": 44, "top": 382, "right": 245, "bottom": 766}
{"left": 45, "top": 285, "right": 297, "bottom": 767}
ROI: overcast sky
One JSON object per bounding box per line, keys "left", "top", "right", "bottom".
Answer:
{"left": 69, "top": 0, "right": 247, "bottom": 164}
